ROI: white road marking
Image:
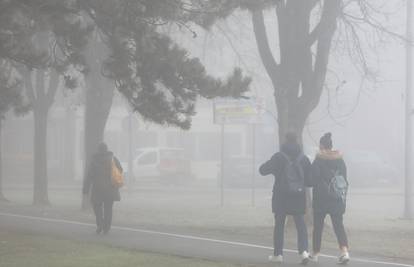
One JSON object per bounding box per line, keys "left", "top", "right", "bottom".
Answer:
{"left": 0, "top": 211, "right": 412, "bottom": 267}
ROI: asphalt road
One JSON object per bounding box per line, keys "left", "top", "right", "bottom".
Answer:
{"left": 0, "top": 211, "right": 412, "bottom": 267}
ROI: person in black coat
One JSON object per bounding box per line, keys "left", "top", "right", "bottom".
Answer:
{"left": 83, "top": 142, "right": 122, "bottom": 234}
{"left": 259, "top": 133, "right": 311, "bottom": 264}
{"left": 310, "top": 133, "right": 349, "bottom": 264}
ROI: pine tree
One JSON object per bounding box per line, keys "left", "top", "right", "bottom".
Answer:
{"left": 2, "top": 0, "right": 252, "bottom": 205}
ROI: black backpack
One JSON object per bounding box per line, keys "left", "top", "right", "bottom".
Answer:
{"left": 280, "top": 152, "right": 305, "bottom": 194}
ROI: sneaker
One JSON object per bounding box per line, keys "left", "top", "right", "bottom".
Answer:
{"left": 337, "top": 253, "right": 350, "bottom": 265}
{"left": 269, "top": 255, "right": 283, "bottom": 263}
{"left": 301, "top": 251, "right": 310, "bottom": 265}
{"left": 103, "top": 225, "right": 111, "bottom": 235}
{"left": 96, "top": 226, "right": 103, "bottom": 235}
{"left": 309, "top": 254, "right": 319, "bottom": 262}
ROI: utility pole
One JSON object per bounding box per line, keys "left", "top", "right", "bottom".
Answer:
{"left": 220, "top": 120, "right": 225, "bottom": 207}
{"left": 251, "top": 124, "right": 256, "bottom": 207}
{"left": 127, "top": 111, "right": 136, "bottom": 193}
{"left": 404, "top": 0, "right": 413, "bottom": 220}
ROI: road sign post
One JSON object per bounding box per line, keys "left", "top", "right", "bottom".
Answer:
{"left": 251, "top": 123, "right": 256, "bottom": 207}
{"left": 213, "top": 98, "right": 264, "bottom": 207}
{"left": 405, "top": 0, "right": 413, "bottom": 220}
{"left": 220, "top": 120, "right": 225, "bottom": 207}
{"left": 122, "top": 113, "right": 139, "bottom": 194}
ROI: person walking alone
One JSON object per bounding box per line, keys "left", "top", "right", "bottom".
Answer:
{"left": 83, "top": 142, "right": 123, "bottom": 234}
{"left": 311, "top": 133, "right": 350, "bottom": 264}
{"left": 259, "top": 133, "right": 311, "bottom": 265}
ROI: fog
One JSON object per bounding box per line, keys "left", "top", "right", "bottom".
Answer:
{"left": 1, "top": 1, "right": 413, "bottom": 266}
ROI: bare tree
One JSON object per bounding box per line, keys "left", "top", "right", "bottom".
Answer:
{"left": 248, "top": 0, "right": 402, "bottom": 144}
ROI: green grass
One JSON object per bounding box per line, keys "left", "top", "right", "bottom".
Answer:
{"left": 0, "top": 230, "right": 247, "bottom": 267}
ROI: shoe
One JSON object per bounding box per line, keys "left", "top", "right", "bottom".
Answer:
{"left": 300, "top": 251, "right": 310, "bottom": 265}
{"left": 269, "top": 255, "right": 283, "bottom": 263}
{"left": 96, "top": 226, "right": 103, "bottom": 234}
{"left": 337, "top": 253, "right": 350, "bottom": 265}
{"left": 309, "top": 253, "right": 319, "bottom": 262}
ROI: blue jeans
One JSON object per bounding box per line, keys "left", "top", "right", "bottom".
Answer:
{"left": 274, "top": 214, "right": 308, "bottom": 256}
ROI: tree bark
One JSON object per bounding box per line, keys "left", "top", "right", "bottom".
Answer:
{"left": 33, "top": 106, "right": 49, "bottom": 205}
{"left": 64, "top": 108, "right": 76, "bottom": 181}
{"left": 276, "top": 101, "right": 308, "bottom": 146}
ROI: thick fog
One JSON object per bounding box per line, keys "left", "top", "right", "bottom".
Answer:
{"left": 1, "top": 1, "right": 413, "bottom": 266}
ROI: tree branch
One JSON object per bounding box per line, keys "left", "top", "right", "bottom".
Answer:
{"left": 251, "top": 9, "right": 279, "bottom": 82}
{"left": 308, "top": 0, "right": 341, "bottom": 112}
{"left": 35, "top": 69, "right": 46, "bottom": 99}
{"left": 22, "top": 68, "right": 36, "bottom": 103}
{"left": 308, "top": 23, "right": 321, "bottom": 45}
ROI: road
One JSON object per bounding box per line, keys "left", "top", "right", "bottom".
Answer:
{"left": 0, "top": 211, "right": 412, "bottom": 267}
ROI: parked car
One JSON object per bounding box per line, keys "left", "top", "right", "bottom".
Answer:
{"left": 218, "top": 155, "right": 272, "bottom": 188}
{"left": 132, "top": 147, "right": 193, "bottom": 184}
{"left": 305, "top": 146, "right": 400, "bottom": 187}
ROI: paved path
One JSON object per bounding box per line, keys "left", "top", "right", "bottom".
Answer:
{"left": 0, "top": 211, "right": 412, "bottom": 267}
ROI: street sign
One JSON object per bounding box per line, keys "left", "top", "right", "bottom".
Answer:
{"left": 213, "top": 98, "right": 265, "bottom": 124}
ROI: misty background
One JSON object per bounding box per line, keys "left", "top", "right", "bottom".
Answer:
{"left": 0, "top": 2, "right": 413, "bottom": 262}
{"left": 2, "top": 4, "right": 407, "bottom": 190}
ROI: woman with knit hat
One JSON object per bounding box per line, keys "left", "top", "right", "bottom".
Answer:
{"left": 310, "top": 133, "right": 350, "bottom": 264}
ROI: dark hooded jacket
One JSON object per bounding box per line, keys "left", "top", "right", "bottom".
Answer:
{"left": 259, "top": 143, "right": 311, "bottom": 215}
{"left": 311, "top": 150, "right": 347, "bottom": 214}
{"left": 83, "top": 151, "right": 122, "bottom": 203}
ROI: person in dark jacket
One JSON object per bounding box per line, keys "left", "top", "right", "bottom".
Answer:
{"left": 259, "top": 133, "right": 311, "bottom": 264}
{"left": 83, "top": 142, "right": 122, "bottom": 234}
{"left": 311, "top": 133, "right": 349, "bottom": 264}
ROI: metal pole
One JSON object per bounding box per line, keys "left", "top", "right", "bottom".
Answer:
{"left": 251, "top": 124, "right": 256, "bottom": 207}
{"left": 405, "top": 0, "right": 413, "bottom": 220}
{"left": 220, "top": 122, "right": 225, "bottom": 207}
{"left": 128, "top": 112, "right": 134, "bottom": 194}
{"left": 0, "top": 120, "right": 4, "bottom": 200}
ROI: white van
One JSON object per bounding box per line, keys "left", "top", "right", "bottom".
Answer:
{"left": 132, "top": 147, "right": 192, "bottom": 184}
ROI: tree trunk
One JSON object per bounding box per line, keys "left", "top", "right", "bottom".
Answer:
{"left": 0, "top": 119, "right": 7, "bottom": 202}
{"left": 81, "top": 35, "right": 114, "bottom": 209}
{"left": 276, "top": 99, "right": 308, "bottom": 146}
{"left": 64, "top": 108, "right": 76, "bottom": 181}
{"left": 81, "top": 81, "right": 113, "bottom": 209}
{"left": 33, "top": 106, "right": 49, "bottom": 205}
{"left": 251, "top": 2, "right": 340, "bottom": 146}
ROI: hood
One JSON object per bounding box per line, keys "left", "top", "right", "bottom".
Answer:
{"left": 316, "top": 149, "right": 342, "bottom": 160}
{"left": 93, "top": 151, "right": 113, "bottom": 162}
{"left": 281, "top": 143, "right": 302, "bottom": 159}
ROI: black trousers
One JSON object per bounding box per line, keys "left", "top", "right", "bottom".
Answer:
{"left": 313, "top": 212, "right": 348, "bottom": 253}
{"left": 93, "top": 200, "right": 114, "bottom": 232}
{"left": 274, "top": 214, "right": 309, "bottom": 256}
